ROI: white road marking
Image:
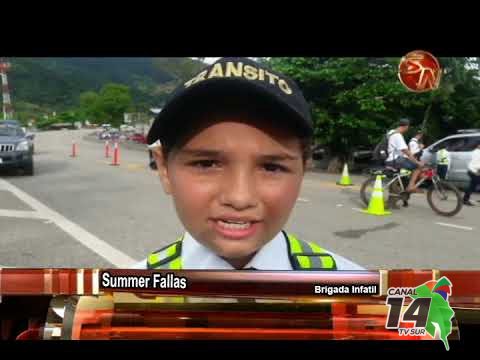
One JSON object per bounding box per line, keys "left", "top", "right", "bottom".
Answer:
{"left": 297, "top": 197, "right": 310, "bottom": 202}
{"left": 0, "top": 178, "right": 138, "bottom": 268}
{"left": 336, "top": 204, "right": 344, "bottom": 207}
{"left": 435, "top": 222, "right": 473, "bottom": 231}
{"left": 352, "top": 208, "right": 364, "bottom": 212}
{"left": 0, "top": 209, "right": 49, "bottom": 220}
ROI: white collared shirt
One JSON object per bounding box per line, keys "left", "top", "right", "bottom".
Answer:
{"left": 387, "top": 131, "right": 408, "bottom": 162}
{"left": 133, "top": 232, "right": 365, "bottom": 270}
{"left": 409, "top": 138, "right": 421, "bottom": 155}
{"left": 469, "top": 148, "right": 480, "bottom": 174}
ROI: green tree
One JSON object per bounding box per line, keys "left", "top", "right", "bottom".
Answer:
{"left": 96, "top": 83, "right": 133, "bottom": 126}
{"left": 36, "top": 116, "right": 59, "bottom": 130}
{"left": 269, "top": 57, "right": 480, "bottom": 172}
{"left": 57, "top": 111, "right": 78, "bottom": 125}
{"left": 77, "top": 84, "right": 133, "bottom": 126}
{"left": 78, "top": 91, "right": 101, "bottom": 123}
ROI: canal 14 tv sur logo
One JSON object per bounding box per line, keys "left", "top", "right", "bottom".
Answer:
{"left": 385, "top": 277, "right": 455, "bottom": 351}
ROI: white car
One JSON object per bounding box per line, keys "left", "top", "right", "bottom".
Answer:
{"left": 421, "top": 130, "right": 480, "bottom": 189}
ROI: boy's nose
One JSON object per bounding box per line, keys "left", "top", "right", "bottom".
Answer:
{"left": 219, "top": 171, "right": 258, "bottom": 210}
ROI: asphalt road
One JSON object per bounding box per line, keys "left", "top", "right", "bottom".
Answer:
{"left": 0, "top": 129, "right": 478, "bottom": 269}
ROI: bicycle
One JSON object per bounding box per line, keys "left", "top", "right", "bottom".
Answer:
{"left": 360, "top": 165, "right": 463, "bottom": 217}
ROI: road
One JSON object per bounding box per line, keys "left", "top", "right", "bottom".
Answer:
{"left": 0, "top": 129, "right": 478, "bottom": 269}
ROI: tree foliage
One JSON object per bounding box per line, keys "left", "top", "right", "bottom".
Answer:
{"left": 77, "top": 84, "right": 133, "bottom": 126}
{"left": 269, "top": 57, "right": 480, "bottom": 160}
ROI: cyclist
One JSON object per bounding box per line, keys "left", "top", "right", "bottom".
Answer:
{"left": 385, "top": 118, "right": 425, "bottom": 193}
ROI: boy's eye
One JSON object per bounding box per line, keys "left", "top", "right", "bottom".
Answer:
{"left": 263, "top": 163, "right": 288, "bottom": 173}
{"left": 189, "top": 160, "right": 220, "bottom": 169}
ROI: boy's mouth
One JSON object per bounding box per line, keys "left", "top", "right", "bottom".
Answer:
{"left": 217, "top": 219, "right": 252, "bottom": 230}
{"left": 211, "top": 218, "right": 260, "bottom": 239}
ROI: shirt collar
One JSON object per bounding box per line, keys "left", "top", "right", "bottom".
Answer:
{"left": 181, "top": 231, "right": 293, "bottom": 270}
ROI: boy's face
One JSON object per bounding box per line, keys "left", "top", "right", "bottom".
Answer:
{"left": 153, "top": 115, "right": 305, "bottom": 265}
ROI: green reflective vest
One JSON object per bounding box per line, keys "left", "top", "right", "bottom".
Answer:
{"left": 147, "top": 231, "right": 337, "bottom": 271}
{"left": 437, "top": 149, "right": 450, "bottom": 165}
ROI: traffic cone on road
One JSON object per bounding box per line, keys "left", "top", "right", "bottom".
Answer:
{"left": 111, "top": 142, "right": 120, "bottom": 166}
{"left": 105, "top": 140, "right": 110, "bottom": 158}
{"left": 71, "top": 141, "right": 77, "bottom": 158}
{"left": 362, "top": 175, "right": 391, "bottom": 216}
{"left": 337, "top": 163, "right": 353, "bottom": 186}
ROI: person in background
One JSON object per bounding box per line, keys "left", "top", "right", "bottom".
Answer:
{"left": 408, "top": 132, "right": 424, "bottom": 161}
{"left": 463, "top": 142, "right": 480, "bottom": 206}
{"left": 436, "top": 146, "right": 450, "bottom": 181}
{"left": 385, "top": 118, "right": 425, "bottom": 193}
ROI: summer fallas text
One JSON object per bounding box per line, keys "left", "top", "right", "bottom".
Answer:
{"left": 101, "top": 271, "right": 187, "bottom": 290}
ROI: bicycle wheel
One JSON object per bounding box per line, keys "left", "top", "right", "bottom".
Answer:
{"left": 427, "top": 180, "right": 463, "bottom": 217}
{"left": 360, "top": 176, "right": 391, "bottom": 207}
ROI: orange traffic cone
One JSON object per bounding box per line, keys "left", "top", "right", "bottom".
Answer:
{"left": 111, "top": 142, "right": 120, "bottom": 166}
{"left": 71, "top": 141, "right": 77, "bottom": 158}
{"left": 105, "top": 140, "right": 110, "bottom": 158}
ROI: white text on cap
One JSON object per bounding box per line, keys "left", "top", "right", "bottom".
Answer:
{"left": 184, "top": 61, "right": 293, "bottom": 95}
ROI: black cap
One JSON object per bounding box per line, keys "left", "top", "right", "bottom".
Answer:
{"left": 399, "top": 118, "right": 411, "bottom": 126}
{"left": 147, "top": 57, "right": 313, "bottom": 145}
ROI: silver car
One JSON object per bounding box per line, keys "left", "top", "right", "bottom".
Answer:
{"left": 421, "top": 130, "right": 480, "bottom": 189}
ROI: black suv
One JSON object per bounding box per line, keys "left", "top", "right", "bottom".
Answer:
{"left": 0, "top": 123, "right": 34, "bottom": 175}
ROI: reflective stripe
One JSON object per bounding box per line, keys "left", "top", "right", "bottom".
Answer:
{"left": 298, "top": 238, "right": 311, "bottom": 254}
{"left": 288, "top": 234, "right": 303, "bottom": 254}
{"left": 148, "top": 252, "right": 160, "bottom": 267}
{"left": 321, "top": 256, "right": 334, "bottom": 269}
{"left": 286, "top": 233, "right": 336, "bottom": 270}
{"left": 169, "top": 256, "right": 182, "bottom": 269}
{"left": 306, "top": 254, "right": 322, "bottom": 268}
{"left": 150, "top": 247, "right": 171, "bottom": 268}
{"left": 167, "top": 243, "right": 178, "bottom": 257}
{"left": 309, "top": 242, "right": 326, "bottom": 253}
{"left": 296, "top": 255, "right": 311, "bottom": 268}
{"left": 147, "top": 242, "right": 180, "bottom": 269}
{"left": 308, "top": 242, "right": 335, "bottom": 268}
{"left": 148, "top": 234, "right": 336, "bottom": 270}
{"left": 288, "top": 234, "right": 312, "bottom": 268}
{"left": 437, "top": 149, "right": 449, "bottom": 165}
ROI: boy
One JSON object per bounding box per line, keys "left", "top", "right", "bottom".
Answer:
{"left": 408, "top": 132, "right": 424, "bottom": 161}
{"left": 135, "top": 57, "right": 363, "bottom": 271}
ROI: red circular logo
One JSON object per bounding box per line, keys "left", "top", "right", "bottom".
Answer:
{"left": 398, "top": 50, "right": 441, "bottom": 92}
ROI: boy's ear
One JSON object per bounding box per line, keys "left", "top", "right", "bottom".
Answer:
{"left": 152, "top": 147, "right": 173, "bottom": 195}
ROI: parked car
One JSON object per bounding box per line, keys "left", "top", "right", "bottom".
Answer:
{"left": 0, "top": 123, "right": 34, "bottom": 175}
{"left": 129, "top": 133, "right": 147, "bottom": 144}
{"left": 0, "top": 119, "right": 21, "bottom": 127}
{"left": 421, "top": 130, "right": 480, "bottom": 189}
{"left": 98, "top": 131, "right": 111, "bottom": 140}
{"left": 109, "top": 130, "right": 121, "bottom": 141}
